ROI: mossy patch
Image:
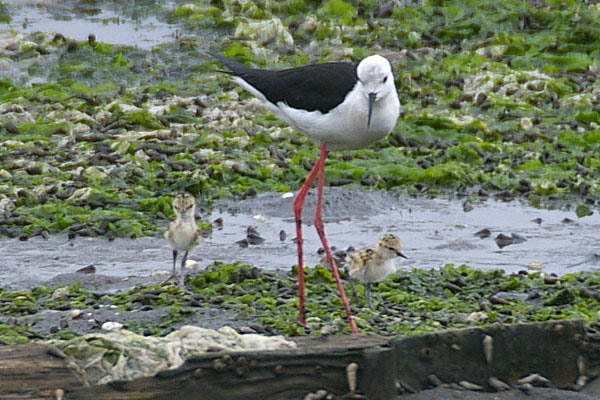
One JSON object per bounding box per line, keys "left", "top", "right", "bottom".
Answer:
{"left": 1, "top": 0, "right": 600, "bottom": 238}
{"left": 1, "top": 262, "right": 599, "bottom": 343}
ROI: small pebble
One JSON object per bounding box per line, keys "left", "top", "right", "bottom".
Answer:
{"left": 51, "top": 287, "right": 69, "bottom": 301}
{"left": 517, "top": 383, "right": 533, "bottom": 393}
{"left": 479, "top": 301, "right": 491, "bottom": 312}
{"left": 101, "top": 321, "right": 123, "bottom": 331}
{"left": 488, "top": 377, "right": 510, "bottom": 391}
{"left": 490, "top": 295, "right": 509, "bottom": 305}
{"left": 253, "top": 214, "right": 266, "bottom": 223}
{"left": 320, "top": 325, "right": 334, "bottom": 336}
{"left": 427, "top": 374, "right": 443, "bottom": 387}
{"left": 185, "top": 259, "right": 198, "bottom": 270}
{"left": 474, "top": 228, "right": 491, "bottom": 239}
{"left": 76, "top": 264, "right": 96, "bottom": 274}
{"left": 495, "top": 233, "right": 514, "bottom": 248}
{"left": 517, "top": 373, "right": 551, "bottom": 387}
{"left": 463, "top": 202, "right": 473, "bottom": 212}
{"left": 526, "top": 262, "right": 543, "bottom": 271}
{"left": 459, "top": 380, "right": 484, "bottom": 391}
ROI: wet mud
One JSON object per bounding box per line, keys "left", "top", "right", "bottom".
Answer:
{"left": 1, "top": 189, "right": 598, "bottom": 291}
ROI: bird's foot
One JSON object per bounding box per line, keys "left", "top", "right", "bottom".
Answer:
{"left": 161, "top": 274, "right": 179, "bottom": 287}
{"left": 298, "top": 315, "right": 307, "bottom": 327}
{"left": 177, "top": 282, "right": 192, "bottom": 295}
{"left": 162, "top": 277, "right": 192, "bottom": 294}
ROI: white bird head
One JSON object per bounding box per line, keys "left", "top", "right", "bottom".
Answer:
{"left": 356, "top": 55, "right": 397, "bottom": 127}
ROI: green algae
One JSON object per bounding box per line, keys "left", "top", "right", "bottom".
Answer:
{"left": 318, "top": 0, "right": 356, "bottom": 24}
{"left": 1, "top": 262, "right": 599, "bottom": 343}
{"left": 3, "top": 0, "right": 600, "bottom": 241}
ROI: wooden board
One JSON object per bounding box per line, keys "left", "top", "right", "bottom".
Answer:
{"left": 0, "top": 320, "right": 595, "bottom": 400}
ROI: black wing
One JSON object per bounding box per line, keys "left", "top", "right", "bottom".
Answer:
{"left": 208, "top": 52, "right": 358, "bottom": 113}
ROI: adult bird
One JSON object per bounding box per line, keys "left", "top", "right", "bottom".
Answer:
{"left": 208, "top": 52, "right": 400, "bottom": 333}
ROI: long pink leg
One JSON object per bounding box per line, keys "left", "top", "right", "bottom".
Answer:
{"left": 293, "top": 150, "right": 324, "bottom": 326}
{"left": 313, "top": 142, "right": 358, "bottom": 334}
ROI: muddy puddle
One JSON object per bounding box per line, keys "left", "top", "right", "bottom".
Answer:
{"left": 1, "top": 189, "right": 598, "bottom": 290}
{"left": 2, "top": 0, "right": 179, "bottom": 50}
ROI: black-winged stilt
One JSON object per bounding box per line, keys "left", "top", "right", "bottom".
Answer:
{"left": 346, "top": 234, "right": 407, "bottom": 309}
{"left": 209, "top": 52, "right": 400, "bottom": 333}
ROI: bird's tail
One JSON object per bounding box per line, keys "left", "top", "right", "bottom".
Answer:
{"left": 205, "top": 51, "right": 254, "bottom": 75}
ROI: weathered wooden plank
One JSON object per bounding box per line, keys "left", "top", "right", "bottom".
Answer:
{"left": 0, "top": 321, "right": 595, "bottom": 400}
{"left": 392, "top": 320, "right": 586, "bottom": 394}
{"left": 0, "top": 343, "right": 84, "bottom": 398}
{"left": 67, "top": 343, "right": 375, "bottom": 399}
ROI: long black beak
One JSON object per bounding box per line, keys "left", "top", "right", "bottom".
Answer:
{"left": 397, "top": 251, "right": 408, "bottom": 259}
{"left": 367, "top": 92, "right": 377, "bottom": 128}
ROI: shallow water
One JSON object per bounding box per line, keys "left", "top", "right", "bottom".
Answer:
{"left": 2, "top": 0, "right": 178, "bottom": 49}
{"left": 1, "top": 190, "right": 598, "bottom": 290}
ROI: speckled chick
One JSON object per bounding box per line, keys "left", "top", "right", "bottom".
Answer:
{"left": 165, "top": 192, "right": 202, "bottom": 289}
{"left": 346, "top": 234, "right": 407, "bottom": 309}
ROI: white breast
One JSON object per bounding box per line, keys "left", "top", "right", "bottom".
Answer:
{"left": 277, "top": 88, "right": 400, "bottom": 151}
{"left": 166, "top": 220, "right": 200, "bottom": 252}
{"left": 361, "top": 258, "right": 397, "bottom": 283}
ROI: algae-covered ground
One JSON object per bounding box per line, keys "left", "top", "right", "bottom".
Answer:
{"left": 1, "top": 0, "right": 599, "bottom": 239}
{"left": 1, "top": 0, "right": 600, "bottom": 344}
{"left": 2, "top": 262, "right": 600, "bottom": 344}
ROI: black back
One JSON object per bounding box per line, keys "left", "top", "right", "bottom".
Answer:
{"left": 208, "top": 52, "right": 358, "bottom": 113}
